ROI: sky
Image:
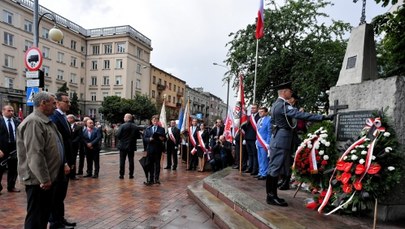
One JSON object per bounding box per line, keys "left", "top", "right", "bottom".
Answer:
{"left": 38, "top": 0, "right": 391, "bottom": 106}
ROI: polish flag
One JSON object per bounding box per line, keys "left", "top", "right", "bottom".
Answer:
{"left": 255, "top": 0, "right": 264, "bottom": 39}
{"left": 18, "top": 108, "right": 24, "bottom": 121}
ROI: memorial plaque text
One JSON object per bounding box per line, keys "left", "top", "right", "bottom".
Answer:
{"left": 337, "top": 110, "right": 374, "bottom": 141}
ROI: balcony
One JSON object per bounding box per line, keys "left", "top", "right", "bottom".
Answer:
{"left": 177, "top": 91, "right": 183, "bottom": 97}
{"left": 157, "top": 84, "right": 166, "bottom": 91}
{"left": 176, "top": 102, "right": 182, "bottom": 107}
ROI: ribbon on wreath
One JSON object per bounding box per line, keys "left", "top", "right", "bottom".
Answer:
{"left": 292, "top": 135, "right": 319, "bottom": 174}
{"left": 318, "top": 117, "right": 385, "bottom": 215}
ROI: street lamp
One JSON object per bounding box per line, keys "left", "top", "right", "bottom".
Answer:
{"left": 33, "top": 0, "right": 63, "bottom": 47}
{"left": 213, "top": 62, "right": 231, "bottom": 110}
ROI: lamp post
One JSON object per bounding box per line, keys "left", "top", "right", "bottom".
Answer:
{"left": 213, "top": 62, "right": 231, "bottom": 110}
{"left": 33, "top": 0, "right": 64, "bottom": 47}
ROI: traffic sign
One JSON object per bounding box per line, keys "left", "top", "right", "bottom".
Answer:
{"left": 26, "top": 87, "right": 39, "bottom": 106}
{"left": 27, "top": 79, "right": 40, "bottom": 87}
{"left": 26, "top": 71, "right": 39, "bottom": 79}
{"left": 24, "top": 47, "right": 43, "bottom": 71}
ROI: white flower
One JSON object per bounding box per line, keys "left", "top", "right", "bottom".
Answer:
{"left": 351, "top": 155, "right": 358, "bottom": 160}
{"left": 358, "top": 145, "right": 365, "bottom": 148}
{"left": 385, "top": 147, "right": 393, "bottom": 153}
{"left": 351, "top": 150, "right": 357, "bottom": 154}
{"left": 324, "top": 142, "right": 331, "bottom": 147}
{"left": 300, "top": 143, "right": 306, "bottom": 147}
{"left": 359, "top": 159, "right": 365, "bottom": 164}
{"left": 307, "top": 144, "right": 313, "bottom": 149}
{"left": 383, "top": 132, "right": 391, "bottom": 137}
{"left": 320, "top": 133, "right": 328, "bottom": 139}
{"left": 372, "top": 155, "right": 376, "bottom": 160}
{"left": 318, "top": 150, "right": 324, "bottom": 155}
{"left": 344, "top": 156, "right": 348, "bottom": 160}
{"left": 307, "top": 133, "right": 312, "bottom": 137}
{"left": 367, "top": 144, "right": 371, "bottom": 148}
{"left": 352, "top": 206, "right": 357, "bottom": 212}
{"left": 320, "top": 139, "right": 327, "bottom": 145}
{"left": 321, "top": 130, "right": 327, "bottom": 134}
{"left": 365, "top": 138, "right": 370, "bottom": 142}
{"left": 323, "top": 155, "right": 329, "bottom": 160}
{"left": 387, "top": 166, "right": 395, "bottom": 171}
{"left": 361, "top": 150, "right": 368, "bottom": 155}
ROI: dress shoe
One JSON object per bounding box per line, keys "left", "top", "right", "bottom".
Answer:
{"left": 50, "top": 222, "right": 73, "bottom": 229}
{"left": 7, "top": 188, "right": 20, "bottom": 193}
{"left": 143, "top": 181, "right": 152, "bottom": 186}
{"left": 172, "top": 167, "right": 176, "bottom": 170}
{"left": 232, "top": 165, "right": 239, "bottom": 169}
{"left": 129, "top": 175, "right": 134, "bottom": 179}
{"left": 257, "top": 176, "right": 266, "bottom": 180}
{"left": 243, "top": 169, "right": 252, "bottom": 173}
{"left": 62, "top": 219, "right": 77, "bottom": 227}
{"left": 83, "top": 174, "right": 92, "bottom": 177}
{"left": 266, "top": 194, "right": 288, "bottom": 207}
{"left": 92, "top": 175, "right": 98, "bottom": 178}
{"left": 154, "top": 180, "right": 161, "bottom": 184}
{"left": 250, "top": 172, "right": 258, "bottom": 176}
{"left": 164, "top": 166, "right": 170, "bottom": 169}
{"left": 119, "top": 175, "right": 124, "bottom": 179}
{"left": 253, "top": 175, "right": 261, "bottom": 178}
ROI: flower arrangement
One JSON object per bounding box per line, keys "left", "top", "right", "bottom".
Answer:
{"left": 293, "top": 121, "right": 337, "bottom": 191}
{"left": 316, "top": 116, "right": 403, "bottom": 215}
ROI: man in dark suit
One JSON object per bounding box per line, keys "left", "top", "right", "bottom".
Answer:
{"left": 116, "top": 113, "right": 141, "bottom": 179}
{"left": 67, "top": 114, "right": 81, "bottom": 180}
{"left": 187, "top": 118, "right": 200, "bottom": 171}
{"left": 165, "top": 120, "right": 180, "bottom": 170}
{"left": 209, "top": 119, "right": 224, "bottom": 148}
{"left": 143, "top": 115, "right": 166, "bottom": 185}
{"left": 82, "top": 119, "right": 103, "bottom": 178}
{"left": 242, "top": 104, "right": 260, "bottom": 175}
{"left": 49, "top": 92, "right": 76, "bottom": 228}
{"left": 0, "top": 105, "right": 20, "bottom": 193}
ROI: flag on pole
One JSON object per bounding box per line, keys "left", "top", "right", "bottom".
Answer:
{"left": 224, "top": 106, "right": 234, "bottom": 143}
{"left": 233, "top": 74, "right": 248, "bottom": 130}
{"left": 180, "top": 100, "right": 189, "bottom": 133}
{"left": 18, "top": 108, "right": 24, "bottom": 121}
{"left": 159, "top": 100, "right": 168, "bottom": 133}
{"left": 255, "top": 0, "right": 264, "bottom": 39}
{"left": 177, "top": 107, "right": 184, "bottom": 129}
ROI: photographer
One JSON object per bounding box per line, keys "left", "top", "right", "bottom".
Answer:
{"left": 209, "top": 135, "right": 232, "bottom": 172}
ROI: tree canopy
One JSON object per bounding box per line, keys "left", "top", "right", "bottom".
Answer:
{"left": 225, "top": 0, "right": 351, "bottom": 112}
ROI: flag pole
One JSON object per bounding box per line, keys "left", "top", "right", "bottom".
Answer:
{"left": 186, "top": 99, "right": 190, "bottom": 170}
{"left": 239, "top": 130, "right": 243, "bottom": 174}
{"left": 253, "top": 39, "right": 259, "bottom": 104}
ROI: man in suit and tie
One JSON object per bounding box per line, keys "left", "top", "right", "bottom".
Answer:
{"left": 242, "top": 104, "right": 260, "bottom": 175}
{"left": 165, "top": 120, "right": 180, "bottom": 170}
{"left": 209, "top": 119, "right": 224, "bottom": 148}
{"left": 0, "top": 105, "right": 21, "bottom": 193}
{"left": 187, "top": 118, "right": 200, "bottom": 171}
{"left": 49, "top": 92, "right": 76, "bottom": 228}
{"left": 143, "top": 115, "right": 166, "bottom": 185}
{"left": 67, "top": 114, "right": 81, "bottom": 180}
{"left": 82, "top": 119, "right": 103, "bottom": 178}
{"left": 116, "top": 113, "right": 141, "bottom": 179}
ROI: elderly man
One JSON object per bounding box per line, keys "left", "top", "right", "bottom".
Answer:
{"left": 17, "top": 92, "right": 64, "bottom": 229}
{"left": 0, "top": 105, "right": 21, "bottom": 193}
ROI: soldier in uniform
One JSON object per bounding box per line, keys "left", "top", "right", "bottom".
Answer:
{"left": 267, "top": 82, "right": 334, "bottom": 207}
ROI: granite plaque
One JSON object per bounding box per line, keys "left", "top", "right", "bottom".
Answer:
{"left": 346, "top": 55, "right": 357, "bottom": 69}
{"left": 337, "top": 110, "right": 374, "bottom": 141}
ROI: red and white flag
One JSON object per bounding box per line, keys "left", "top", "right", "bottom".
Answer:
{"left": 255, "top": 0, "right": 264, "bottom": 39}
{"left": 233, "top": 74, "right": 248, "bottom": 129}
{"left": 159, "top": 100, "right": 167, "bottom": 133}
{"left": 224, "top": 107, "right": 234, "bottom": 143}
{"left": 18, "top": 108, "right": 24, "bottom": 121}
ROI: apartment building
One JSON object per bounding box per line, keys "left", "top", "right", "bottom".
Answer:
{"left": 0, "top": 0, "right": 152, "bottom": 120}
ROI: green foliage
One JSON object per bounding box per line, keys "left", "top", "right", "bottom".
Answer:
{"left": 225, "top": 0, "right": 350, "bottom": 111}
{"left": 99, "top": 95, "right": 157, "bottom": 124}
{"left": 57, "top": 82, "right": 69, "bottom": 93}
{"left": 68, "top": 92, "right": 80, "bottom": 116}
{"left": 375, "top": 0, "right": 399, "bottom": 7}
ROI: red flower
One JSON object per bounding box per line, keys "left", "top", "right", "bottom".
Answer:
{"left": 355, "top": 164, "right": 366, "bottom": 175}
{"left": 367, "top": 163, "right": 381, "bottom": 175}
{"left": 336, "top": 160, "right": 345, "bottom": 171}
{"left": 320, "top": 190, "right": 327, "bottom": 197}
{"left": 353, "top": 180, "right": 363, "bottom": 191}
{"left": 306, "top": 201, "right": 318, "bottom": 210}
{"left": 321, "top": 160, "right": 328, "bottom": 166}
{"left": 341, "top": 172, "right": 352, "bottom": 184}
{"left": 344, "top": 162, "right": 353, "bottom": 172}
{"left": 342, "top": 183, "right": 353, "bottom": 194}
{"left": 316, "top": 156, "right": 321, "bottom": 161}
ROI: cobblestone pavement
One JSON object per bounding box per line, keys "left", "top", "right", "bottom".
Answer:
{"left": 0, "top": 151, "right": 219, "bottom": 229}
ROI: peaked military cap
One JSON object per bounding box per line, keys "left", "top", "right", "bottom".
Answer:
{"left": 271, "top": 81, "right": 292, "bottom": 90}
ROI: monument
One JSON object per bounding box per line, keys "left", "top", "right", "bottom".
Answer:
{"left": 328, "top": 0, "right": 405, "bottom": 221}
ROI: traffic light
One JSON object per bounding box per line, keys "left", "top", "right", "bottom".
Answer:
{"left": 38, "top": 69, "right": 44, "bottom": 88}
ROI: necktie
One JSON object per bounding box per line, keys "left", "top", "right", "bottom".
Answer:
{"left": 8, "top": 119, "right": 15, "bottom": 143}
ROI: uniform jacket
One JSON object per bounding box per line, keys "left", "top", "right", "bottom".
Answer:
{"left": 270, "top": 97, "right": 323, "bottom": 150}
{"left": 256, "top": 115, "right": 272, "bottom": 148}
{"left": 116, "top": 121, "right": 141, "bottom": 152}
{"left": 17, "top": 110, "right": 62, "bottom": 185}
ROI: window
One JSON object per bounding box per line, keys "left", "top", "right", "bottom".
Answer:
{"left": 169, "top": 83, "right": 172, "bottom": 90}
{"left": 57, "top": 39, "right": 64, "bottom": 45}
{"left": 152, "top": 90, "right": 155, "bottom": 98}
{"left": 115, "top": 75, "right": 122, "bottom": 85}
{"left": 136, "top": 47, "right": 143, "bottom": 58}
{"left": 80, "top": 93, "right": 84, "bottom": 99}
{"left": 172, "top": 97, "right": 175, "bottom": 103}
{"left": 103, "top": 76, "right": 109, "bottom": 85}
{"left": 80, "top": 78, "right": 84, "bottom": 84}
{"left": 91, "top": 76, "right": 97, "bottom": 86}
{"left": 136, "top": 79, "right": 141, "bottom": 89}
{"left": 153, "top": 76, "right": 156, "bottom": 84}
{"left": 42, "top": 66, "right": 50, "bottom": 77}
{"left": 24, "top": 40, "right": 33, "bottom": 51}
{"left": 115, "top": 59, "right": 123, "bottom": 69}
{"left": 3, "top": 10, "right": 13, "bottom": 25}
{"left": 91, "top": 92, "right": 96, "bottom": 101}
{"left": 164, "top": 80, "right": 167, "bottom": 86}
{"left": 81, "top": 46, "right": 85, "bottom": 53}
{"left": 92, "top": 45, "right": 100, "bottom": 55}
{"left": 57, "top": 52, "right": 64, "bottom": 63}
{"left": 42, "top": 28, "right": 49, "bottom": 39}
{"left": 104, "top": 44, "right": 112, "bottom": 54}
{"left": 5, "top": 77, "right": 14, "bottom": 88}
{"left": 136, "top": 64, "right": 141, "bottom": 73}
{"left": 24, "top": 20, "right": 33, "bottom": 32}
{"left": 57, "top": 69, "right": 64, "bottom": 80}
{"left": 70, "top": 57, "right": 77, "bottom": 67}
{"left": 116, "top": 42, "right": 125, "bottom": 53}
{"left": 168, "top": 95, "right": 172, "bottom": 102}
{"left": 42, "top": 47, "right": 50, "bottom": 58}
{"left": 102, "top": 92, "right": 109, "bottom": 98}
{"left": 103, "top": 60, "right": 110, "bottom": 69}
{"left": 70, "top": 73, "right": 77, "bottom": 83}
{"left": 91, "top": 60, "right": 98, "bottom": 70}
{"left": 81, "top": 62, "right": 85, "bottom": 68}
{"left": 115, "top": 92, "right": 122, "bottom": 97}
{"left": 4, "top": 55, "right": 14, "bottom": 68}
{"left": 71, "top": 40, "right": 77, "bottom": 50}
{"left": 4, "top": 32, "right": 14, "bottom": 46}
{"left": 89, "top": 108, "right": 96, "bottom": 117}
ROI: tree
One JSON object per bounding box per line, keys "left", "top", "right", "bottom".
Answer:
{"left": 68, "top": 92, "right": 80, "bottom": 116}
{"left": 225, "top": 0, "right": 351, "bottom": 112}
{"left": 132, "top": 94, "right": 157, "bottom": 123}
{"left": 99, "top": 96, "right": 125, "bottom": 124}
{"left": 57, "top": 82, "right": 69, "bottom": 93}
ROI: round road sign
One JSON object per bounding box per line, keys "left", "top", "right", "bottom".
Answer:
{"left": 24, "top": 47, "right": 43, "bottom": 71}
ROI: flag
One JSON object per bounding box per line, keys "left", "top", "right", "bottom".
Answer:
{"left": 18, "top": 108, "right": 24, "bottom": 121}
{"left": 177, "top": 107, "right": 184, "bottom": 129}
{"left": 224, "top": 106, "right": 234, "bottom": 143}
{"left": 255, "top": 0, "right": 264, "bottom": 39}
{"left": 159, "top": 100, "right": 168, "bottom": 133}
{"left": 233, "top": 74, "right": 248, "bottom": 129}
{"left": 180, "top": 100, "right": 189, "bottom": 133}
